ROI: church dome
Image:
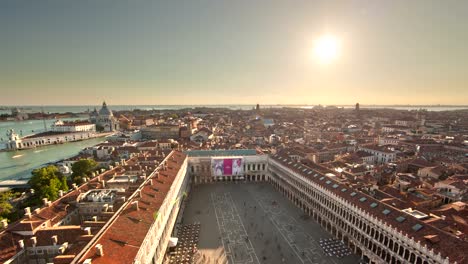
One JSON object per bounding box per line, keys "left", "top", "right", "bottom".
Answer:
{"left": 98, "top": 101, "right": 113, "bottom": 116}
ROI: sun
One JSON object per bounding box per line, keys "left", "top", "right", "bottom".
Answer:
{"left": 313, "top": 35, "right": 340, "bottom": 64}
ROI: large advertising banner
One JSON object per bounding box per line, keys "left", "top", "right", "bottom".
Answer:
{"left": 211, "top": 157, "right": 244, "bottom": 176}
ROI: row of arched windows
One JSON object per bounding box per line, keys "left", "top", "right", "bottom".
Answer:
{"left": 268, "top": 162, "right": 436, "bottom": 264}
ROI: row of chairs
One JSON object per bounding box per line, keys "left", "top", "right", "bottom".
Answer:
{"left": 168, "top": 223, "right": 201, "bottom": 264}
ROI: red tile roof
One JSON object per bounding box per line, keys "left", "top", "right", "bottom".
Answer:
{"left": 271, "top": 154, "right": 468, "bottom": 264}
{"left": 77, "top": 151, "right": 187, "bottom": 264}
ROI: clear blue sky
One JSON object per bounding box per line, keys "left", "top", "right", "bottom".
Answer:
{"left": 1, "top": 0, "right": 467, "bottom": 105}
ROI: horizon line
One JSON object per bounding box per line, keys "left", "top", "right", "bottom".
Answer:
{"left": 1, "top": 104, "right": 468, "bottom": 107}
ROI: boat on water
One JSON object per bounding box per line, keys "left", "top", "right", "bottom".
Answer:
{"left": 11, "top": 154, "right": 24, "bottom": 159}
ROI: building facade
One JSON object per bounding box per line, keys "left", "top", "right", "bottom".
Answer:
{"left": 5, "top": 129, "right": 97, "bottom": 150}
{"left": 51, "top": 120, "right": 96, "bottom": 133}
{"left": 267, "top": 154, "right": 464, "bottom": 264}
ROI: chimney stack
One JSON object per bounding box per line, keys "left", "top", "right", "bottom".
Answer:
{"left": 43, "top": 198, "right": 48, "bottom": 207}
{"left": 59, "top": 190, "right": 64, "bottom": 197}
{"left": 1, "top": 219, "right": 7, "bottom": 229}
{"left": 132, "top": 201, "right": 139, "bottom": 211}
{"left": 92, "top": 216, "right": 98, "bottom": 222}
{"left": 51, "top": 235, "right": 58, "bottom": 245}
{"left": 30, "top": 237, "right": 37, "bottom": 247}
{"left": 24, "top": 207, "right": 32, "bottom": 219}
{"left": 18, "top": 240, "right": 24, "bottom": 249}
{"left": 84, "top": 227, "right": 92, "bottom": 235}
{"left": 95, "top": 244, "right": 104, "bottom": 256}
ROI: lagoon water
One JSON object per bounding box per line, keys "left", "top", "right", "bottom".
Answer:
{"left": 0, "top": 137, "right": 105, "bottom": 181}
{"left": 0, "top": 118, "right": 104, "bottom": 181}
{"left": 1, "top": 104, "right": 467, "bottom": 116}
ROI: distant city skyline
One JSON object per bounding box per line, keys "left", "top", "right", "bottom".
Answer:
{"left": 1, "top": 0, "right": 468, "bottom": 105}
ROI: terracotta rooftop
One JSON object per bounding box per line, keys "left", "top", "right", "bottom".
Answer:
{"left": 77, "top": 151, "right": 187, "bottom": 264}
{"left": 270, "top": 154, "right": 468, "bottom": 264}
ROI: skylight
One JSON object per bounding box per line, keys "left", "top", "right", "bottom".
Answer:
{"left": 332, "top": 184, "right": 339, "bottom": 188}
{"left": 319, "top": 177, "right": 325, "bottom": 181}
{"left": 326, "top": 180, "right": 331, "bottom": 184}
{"left": 396, "top": 216, "right": 406, "bottom": 223}
{"left": 350, "top": 192, "right": 357, "bottom": 197}
{"left": 307, "top": 171, "right": 313, "bottom": 175}
{"left": 383, "top": 209, "right": 391, "bottom": 215}
{"left": 412, "top": 224, "right": 423, "bottom": 231}
{"left": 341, "top": 188, "right": 347, "bottom": 192}
{"left": 370, "top": 203, "right": 378, "bottom": 208}
{"left": 359, "top": 197, "right": 367, "bottom": 202}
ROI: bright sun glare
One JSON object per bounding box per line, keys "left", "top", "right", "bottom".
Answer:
{"left": 313, "top": 35, "right": 340, "bottom": 64}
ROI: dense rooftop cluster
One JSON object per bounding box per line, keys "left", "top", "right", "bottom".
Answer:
{"left": 0, "top": 105, "right": 467, "bottom": 263}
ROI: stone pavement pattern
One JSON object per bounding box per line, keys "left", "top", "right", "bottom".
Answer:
{"left": 180, "top": 182, "right": 360, "bottom": 264}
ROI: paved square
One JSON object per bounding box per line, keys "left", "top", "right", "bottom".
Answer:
{"left": 181, "top": 182, "right": 360, "bottom": 264}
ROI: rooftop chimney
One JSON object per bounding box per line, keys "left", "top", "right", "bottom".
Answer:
{"left": 31, "top": 236, "right": 37, "bottom": 247}
{"left": 95, "top": 244, "right": 104, "bottom": 256}
{"left": 24, "top": 207, "right": 32, "bottom": 219}
{"left": 92, "top": 216, "right": 98, "bottom": 222}
{"left": 132, "top": 201, "right": 139, "bottom": 211}
{"left": 59, "top": 190, "right": 64, "bottom": 197}
{"left": 83, "top": 259, "right": 92, "bottom": 264}
{"left": 58, "top": 246, "right": 66, "bottom": 254}
{"left": 84, "top": 227, "right": 92, "bottom": 235}
{"left": 34, "top": 208, "right": 41, "bottom": 214}
{"left": 51, "top": 235, "right": 58, "bottom": 245}
{"left": 18, "top": 240, "right": 24, "bottom": 249}
{"left": 43, "top": 198, "right": 48, "bottom": 207}
{"left": 1, "top": 219, "right": 7, "bottom": 228}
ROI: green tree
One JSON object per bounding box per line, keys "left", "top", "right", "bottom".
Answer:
{"left": 0, "top": 191, "right": 14, "bottom": 220}
{"left": 29, "top": 165, "right": 68, "bottom": 201}
{"left": 71, "top": 159, "right": 98, "bottom": 184}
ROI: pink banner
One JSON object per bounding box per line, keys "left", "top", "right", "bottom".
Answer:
{"left": 223, "top": 159, "right": 233, "bottom": 175}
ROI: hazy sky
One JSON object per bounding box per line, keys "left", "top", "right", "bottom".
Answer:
{"left": 1, "top": 0, "right": 467, "bottom": 105}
